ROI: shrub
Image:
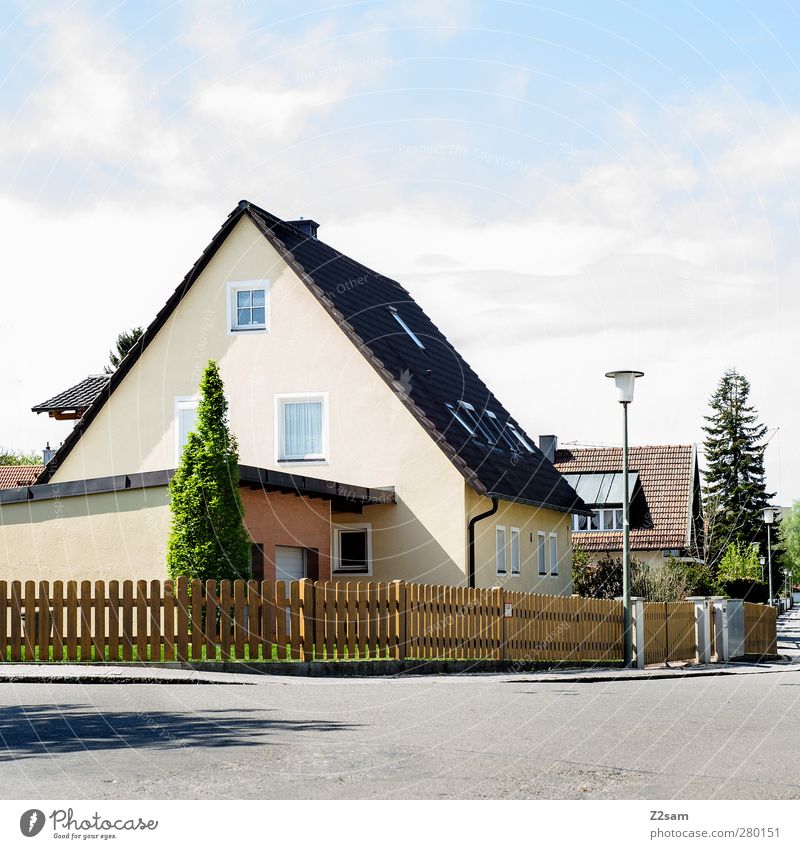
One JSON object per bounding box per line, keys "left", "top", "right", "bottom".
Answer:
{"left": 718, "top": 578, "right": 769, "bottom": 604}
{"left": 572, "top": 550, "right": 623, "bottom": 599}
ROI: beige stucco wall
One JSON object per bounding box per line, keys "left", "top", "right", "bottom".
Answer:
{"left": 44, "top": 215, "right": 469, "bottom": 583}
{"left": 0, "top": 487, "right": 171, "bottom": 583}
{"left": 468, "top": 488, "right": 573, "bottom": 594}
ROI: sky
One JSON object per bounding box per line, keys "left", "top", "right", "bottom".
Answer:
{"left": 0, "top": 0, "right": 798, "bottom": 502}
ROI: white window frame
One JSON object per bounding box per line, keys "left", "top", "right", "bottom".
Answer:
{"left": 496, "top": 525, "right": 507, "bottom": 575}
{"left": 572, "top": 508, "right": 623, "bottom": 532}
{"left": 227, "top": 279, "right": 270, "bottom": 334}
{"left": 174, "top": 396, "right": 199, "bottom": 463}
{"left": 332, "top": 523, "right": 373, "bottom": 576}
{"left": 510, "top": 527, "right": 521, "bottom": 575}
{"left": 537, "top": 531, "right": 547, "bottom": 576}
{"left": 275, "top": 392, "right": 329, "bottom": 464}
{"left": 549, "top": 532, "right": 559, "bottom": 577}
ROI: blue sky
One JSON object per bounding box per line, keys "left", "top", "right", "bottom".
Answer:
{"left": 1, "top": 0, "right": 798, "bottom": 501}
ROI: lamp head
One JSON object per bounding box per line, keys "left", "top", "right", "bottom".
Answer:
{"left": 763, "top": 507, "right": 775, "bottom": 525}
{"left": 605, "top": 370, "right": 644, "bottom": 404}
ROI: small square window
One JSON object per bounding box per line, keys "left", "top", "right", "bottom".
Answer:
{"left": 229, "top": 281, "right": 269, "bottom": 332}
{"left": 334, "top": 524, "right": 372, "bottom": 574}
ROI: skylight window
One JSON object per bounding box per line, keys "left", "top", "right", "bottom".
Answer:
{"left": 446, "top": 403, "right": 475, "bottom": 435}
{"left": 388, "top": 306, "right": 425, "bottom": 349}
{"left": 457, "top": 401, "right": 494, "bottom": 443}
{"left": 484, "top": 410, "right": 517, "bottom": 451}
{"left": 507, "top": 423, "right": 534, "bottom": 453}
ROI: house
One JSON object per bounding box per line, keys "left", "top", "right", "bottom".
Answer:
{"left": 0, "top": 201, "right": 589, "bottom": 590}
{"left": 552, "top": 440, "right": 704, "bottom": 565}
{"left": 0, "top": 465, "right": 43, "bottom": 489}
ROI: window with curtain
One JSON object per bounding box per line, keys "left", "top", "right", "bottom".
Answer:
{"left": 537, "top": 532, "right": 546, "bottom": 575}
{"left": 510, "top": 528, "right": 520, "bottom": 574}
{"left": 279, "top": 395, "right": 326, "bottom": 461}
{"left": 549, "top": 533, "right": 559, "bottom": 576}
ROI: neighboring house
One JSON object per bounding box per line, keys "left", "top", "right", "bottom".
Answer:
{"left": 0, "top": 200, "right": 589, "bottom": 589}
{"left": 552, "top": 440, "right": 703, "bottom": 565}
{"left": 0, "top": 465, "right": 44, "bottom": 489}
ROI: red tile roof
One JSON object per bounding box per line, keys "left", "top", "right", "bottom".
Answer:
{"left": 0, "top": 465, "right": 44, "bottom": 489}
{"left": 554, "top": 445, "right": 696, "bottom": 552}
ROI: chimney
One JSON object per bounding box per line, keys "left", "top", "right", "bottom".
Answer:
{"left": 539, "top": 435, "right": 557, "bottom": 463}
{"left": 42, "top": 442, "right": 55, "bottom": 464}
{"left": 286, "top": 218, "right": 320, "bottom": 239}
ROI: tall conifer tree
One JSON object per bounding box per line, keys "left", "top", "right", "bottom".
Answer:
{"left": 702, "top": 368, "right": 773, "bottom": 569}
{"left": 167, "top": 361, "right": 251, "bottom": 581}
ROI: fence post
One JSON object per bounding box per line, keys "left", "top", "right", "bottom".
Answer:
{"left": 298, "top": 578, "right": 314, "bottom": 662}
{"left": 630, "top": 596, "right": 645, "bottom": 669}
{"left": 392, "top": 580, "right": 406, "bottom": 661}
{"left": 493, "top": 587, "right": 506, "bottom": 661}
{"left": 686, "top": 596, "right": 711, "bottom": 664}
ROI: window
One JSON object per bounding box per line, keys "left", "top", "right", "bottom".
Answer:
{"left": 333, "top": 524, "right": 372, "bottom": 575}
{"left": 510, "top": 527, "right": 521, "bottom": 575}
{"left": 483, "top": 410, "right": 517, "bottom": 451}
{"left": 276, "top": 393, "right": 327, "bottom": 462}
{"left": 458, "top": 401, "right": 494, "bottom": 443}
{"left": 537, "top": 532, "right": 546, "bottom": 576}
{"left": 507, "top": 423, "right": 534, "bottom": 453}
{"left": 388, "top": 306, "right": 425, "bottom": 349}
{"left": 496, "top": 525, "right": 507, "bottom": 574}
{"left": 446, "top": 402, "right": 475, "bottom": 435}
{"left": 228, "top": 281, "right": 269, "bottom": 332}
{"left": 175, "top": 397, "right": 198, "bottom": 461}
{"left": 572, "top": 508, "right": 623, "bottom": 532}
{"left": 549, "top": 533, "right": 559, "bottom": 576}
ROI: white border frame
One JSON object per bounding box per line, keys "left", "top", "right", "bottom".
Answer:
{"left": 274, "top": 392, "right": 329, "bottom": 464}
{"left": 174, "top": 395, "right": 199, "bottom": 464}
{"left": 227, "top": 279, "right": 270, "bottom": 334}
{"left": 332, "top": 522, "right": 373, "bottom": 576}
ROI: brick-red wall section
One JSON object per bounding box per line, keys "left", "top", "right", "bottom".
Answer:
{"left": 240, "top": 488, "right": 332, "bottom": 580}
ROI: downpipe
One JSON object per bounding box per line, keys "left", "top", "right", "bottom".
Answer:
{"left": 468, "top": 497, "right": 499, "bottom": 589}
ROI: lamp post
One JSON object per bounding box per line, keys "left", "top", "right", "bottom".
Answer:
{"left": 759, "top": 555, "right": 766, "bottom": 583}
{"left": 763, "top": 507, "right": 774, "bottom": 606}
{"left": 606, "top": 369, "right": 644, "bottom": 667}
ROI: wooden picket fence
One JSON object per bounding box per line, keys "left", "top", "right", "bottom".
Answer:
{"left": 642, "top": 601, "right": 698, "bottom": 665}
{"left": 0, "top": 578, "right": 627, "bottom": 663}
{"left": 743, "top": 601, "right": 778, "bottom": 656}
{"left": 0, "top": 578, "right": 777, "bottom": 664}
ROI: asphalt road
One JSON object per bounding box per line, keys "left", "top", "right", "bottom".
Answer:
{"left": 2, "top": 666, "right": 799, "bottom": 800}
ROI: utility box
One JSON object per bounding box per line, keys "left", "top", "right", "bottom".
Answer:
{"left": 726, "top": 599, "right": 745, "bottom": 658}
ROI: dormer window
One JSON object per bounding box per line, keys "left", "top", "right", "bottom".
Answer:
{"left": 228, "top": 281, "right": 269, "bottom": 333}
{"left": 388, "top": 306, "right": 425, "bottom": 349}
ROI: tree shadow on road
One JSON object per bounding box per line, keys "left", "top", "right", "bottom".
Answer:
{"left": 0, "top": 704, "right": 359, "bottom": 762}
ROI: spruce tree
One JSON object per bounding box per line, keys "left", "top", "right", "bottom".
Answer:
{"left": 104, "top": 326, "right": 144, "bottom": 373}
{"left": 166, "top": 361, "right": 251, "bottom": 581}
{"left": 702, "top": 368, "right": 774, "bottom": 569}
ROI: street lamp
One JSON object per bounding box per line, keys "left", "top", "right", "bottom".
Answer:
{"left": 759, "top": 555, "right": 766, "bottom": 583}
{"left": 606, "top": 369, "right": 644, "bottom": 667}
{"left": 763, "top": 507, "right": 774, "bottom": 606}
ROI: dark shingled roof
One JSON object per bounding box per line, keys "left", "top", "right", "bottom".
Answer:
{"left": 0, "top": 465, "right": 44, "bottom": 489}
{"left": 32, "top": 375, "right": 111, "bottom": 415}
{"left": 36, "top": 201, "right": 589, "bottom": 516}
{"left": 554, "top": 445, "right": 699, "bottom": 551}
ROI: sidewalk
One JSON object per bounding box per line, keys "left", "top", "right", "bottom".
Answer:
{"left": 777, "top": 601, "right": 800, "bottom": 660}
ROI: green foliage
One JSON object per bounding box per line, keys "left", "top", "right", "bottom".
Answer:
{"left": 0, "top": 448, "right": 42, "bottom": 465}
{"left": 571, "top": 550, "right": 623, "bottom": 599}
{"left": 630, "top": 560, "right": 687, "bottom": 602}
{"left": 702, "top": 368, "right": 774, "bottom": 569}
{"left": 777, "top": 500, "right": 800, "bottom": 586}
{"left": 678, "top": 559, "right": 716, "bottom": 597}
{"left": 717, "top": 578, "right": 769, "bottom": 604}
{"left": 104, "top": 326, "right": 144, "bottom": 373}
{"left": 717, "top": 541, "right": 762, "bottom": 583}
{"left": 166, "top": 361, "right": 251, "bottom": 582}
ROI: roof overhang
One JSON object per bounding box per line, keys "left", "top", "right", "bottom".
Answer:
{"left": 1, "top": 466, "right": 395, "bottom": 508}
